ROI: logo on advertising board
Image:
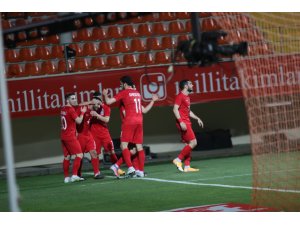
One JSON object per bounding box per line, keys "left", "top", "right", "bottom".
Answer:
{"left": 167, "top": 203, "right": 277, "bottom": 212}
{"left": 140, "top": 73, "right": 167, "bottom": 101}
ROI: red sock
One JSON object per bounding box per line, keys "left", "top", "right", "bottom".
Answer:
{"left": 72, "top": 157, "right": 82, "bottom": 176}
{"left": 63, "top": 159, "right": 70, "bottom": 177}
{"left": 138, "top": 150, "right": 145, "bottom": 172}
{"left": 184, "top": 152, "right": 191, "bottom": 166}
{"left": 178, "top": 145, "right": 192, "bottom": 161}
{"left": 110, "top": 153, "right": 118, "bottom": 164}
{"left": 116, "top": 157, "right": 123, "bottom": 168}
{"left": 131, "top": 154, "right": 139, "bottom": 170}
{"left": 122, "top": 148, "right": 133, "bottom": 167}
{"left": 91, "top": 158, "right": 100, "bottom": 175}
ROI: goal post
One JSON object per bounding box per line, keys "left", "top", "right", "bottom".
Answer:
{"left": 211, "top": 12, "right": 300, "bottom": 211}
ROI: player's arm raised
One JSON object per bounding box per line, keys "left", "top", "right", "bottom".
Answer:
{"left": 142, "top": 94, "right": 159, "bottom": 114}
{"left": 173, "top": 104, "right": 187, "bottom": 131}
{"left": 75, "top": 106, "right": 87, "bottom": 124}
{"left": 103, "top": 89, "right": 116, "bottom": 105}
{"left": 189, "top": 111, "right": 204, "bottom": 128}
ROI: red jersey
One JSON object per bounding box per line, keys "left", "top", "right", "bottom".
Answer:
{"left": 76, "top": 107, "right": 92, "bottom": 137}
{"left": 60, "top": 105, "right": 78, "bottom": 140}
{"left": 90, "top": 103, "right": 111, "bottom": 137}
{"left": 114, "top": 89, "right": 143, "bottom": 125}
{"left": 174, "top": 92, "right": 191, "bottom": 124}
{"left": 119, "top": 102, "right": 125, "bottom": 122}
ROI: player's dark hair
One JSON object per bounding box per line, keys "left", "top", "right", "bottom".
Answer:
{"left": 120, "top": 76, "right": 134, "bottom": 87}
{"left": 179, "top": 80, "right": 189, "bottom": 90}
{"left": 93, "top": 91, "right": 101, "bottom": 97}
{"left": 93, "top": 96, "right": 102, "bottom": 102}
{"left": 65, "top": 93, "right": 75, "bottom": 100}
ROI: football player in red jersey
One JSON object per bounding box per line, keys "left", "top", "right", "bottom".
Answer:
{"left": 172, "top": 80, "right": 204, "bottom": 172}
{"left": 110, "top": 91, "right": 158, "bottom": 178}
{"left": 103, "top": 76, "right": 157, "bottom": 177}
{"left": 89, "top": 92, "right": 119, "bottom": 169}
{"left": 60, "top": 93, "right": 87, "bottom": 183}
{"left": 111, "top": 143, "right": 140, "bottom": 178}
{"left": 76, "top": 97, "right": 104, "bottom": 179}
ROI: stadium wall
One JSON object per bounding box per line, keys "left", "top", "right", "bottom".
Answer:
{"left": 0, "top": 98, "right": 248, "bottom": 167}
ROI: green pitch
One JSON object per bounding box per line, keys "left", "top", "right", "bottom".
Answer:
{"left": 0, "top": 155, "right": 254, "bottom": 212}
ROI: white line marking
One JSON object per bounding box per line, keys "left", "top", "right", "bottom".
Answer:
{"left": 83, "top": 171, "right": 300, "bottom": 193}
{"left": 189, "top": 173, "right": 252, "bottom": 182}
{"left": 140, "top": 177, "right": 300, "bottom": 194}
{"left": 190, "top": 168, "right": 300, "bottom": 182}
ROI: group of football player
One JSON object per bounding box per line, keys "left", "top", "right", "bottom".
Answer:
{"left": 60, "top": 75, "right": 203, "bottom": 183}
{"left": 60, "top": 76, "right": 158, "bottom": 183}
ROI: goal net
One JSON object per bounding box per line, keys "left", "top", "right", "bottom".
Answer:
{"left": 212, "top": 12, "right": 300, "bottom": 211}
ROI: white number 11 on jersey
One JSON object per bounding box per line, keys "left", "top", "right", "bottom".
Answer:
{"left": 134, "top": 98, "right": 141, "bottom": 113}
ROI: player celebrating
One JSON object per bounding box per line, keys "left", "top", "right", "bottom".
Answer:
{"left": 110, "top": 92, "right": 158, "bottom": 178}
{"left": 103, "top": 76, "right": 151, "bottom": 177}
{"left": 76, "top": 98, "right": 104, "bottom": 179}
{"left": 172, "top": 79, "right": 204, "bottom": 172}
{"left": 60, "top": 93, "right": 87, "bottom": 183}
{"left": 90, "top": 92, "right": 118, "bottom": 169}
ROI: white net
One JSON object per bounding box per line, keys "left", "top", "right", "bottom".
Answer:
{"left": 212, "top": 12, "right": 300, "bottom": 211}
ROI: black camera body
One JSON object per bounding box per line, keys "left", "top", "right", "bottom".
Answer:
{"left": 176, "top": 31, "right": 248, "bottom": 67}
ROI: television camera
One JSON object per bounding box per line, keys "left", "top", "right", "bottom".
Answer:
{"left": 176, "top": 30, "right": 248, "bottom": 67}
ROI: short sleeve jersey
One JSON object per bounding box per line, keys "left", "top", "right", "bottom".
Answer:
{"left": 114, "top": 89, "right": 143, "bottom": 125}
{"left": 90, "top": 104, "right": 111, "bottom": 136}
{"left": 174, "top": 92, "right": 191, "bottom": 124}
{"left": 60, "top": 105, "right": 78, "bottom": 140}
{"left": 76, "top": 107, "right": 92, "bottom": 136}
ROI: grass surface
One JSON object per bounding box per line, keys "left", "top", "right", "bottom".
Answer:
{"left": 0, "top": 155, "right": 255, "bottom": 212}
